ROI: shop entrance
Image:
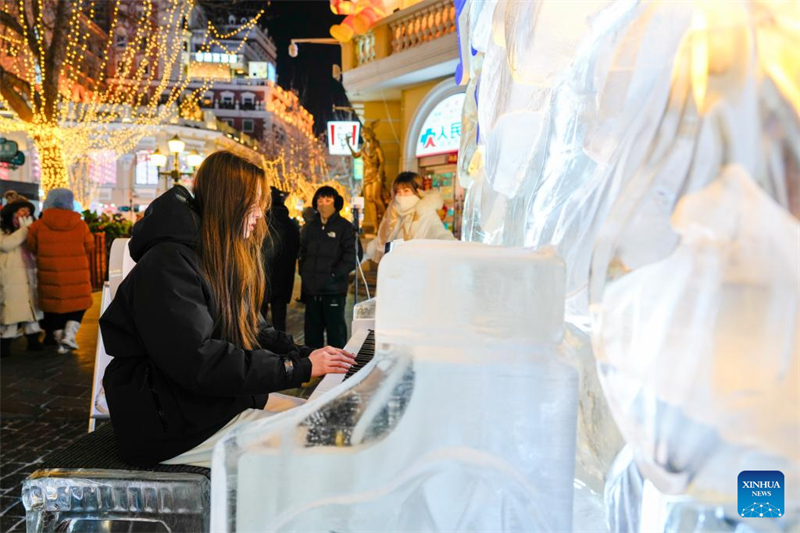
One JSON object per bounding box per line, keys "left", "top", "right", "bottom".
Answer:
{"left": 418, "top": 153, "right": 464, "bottom": 239}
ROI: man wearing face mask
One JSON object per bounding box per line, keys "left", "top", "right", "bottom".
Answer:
{"left": 365, "top": 172, "right": 456, "bottom": 264}
{"left": 299, "top": 186, "right": 356, "bottom": 348}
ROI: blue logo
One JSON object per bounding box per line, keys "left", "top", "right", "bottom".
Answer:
{"left": 738, "top": 471, "right": 784, "bottom": 518}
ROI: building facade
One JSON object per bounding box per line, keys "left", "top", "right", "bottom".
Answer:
{"left": 338, "top": 0, "right": 464, "bottom": 235}
{"left": 1, "top": 2, "right": 316, "bottom": 215}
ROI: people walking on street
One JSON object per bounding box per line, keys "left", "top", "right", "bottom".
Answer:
{"left": 27, "top": 188, "right": 94, "bottom": 354}
{"left": 261, "top": 187, "right": 300, "bottom": 332}
{"left": 100, "top": 151, "right": 354, "bottom": 467}
{"left": 365, "top": 172, "right": 456, "bottom": 263}
{"left": 299, "top": 186, "right": 356, "bottom": 349}
{"left": 0, "top": 191, "right": 43, "bottom": 357}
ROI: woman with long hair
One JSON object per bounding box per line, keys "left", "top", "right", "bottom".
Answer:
{"left": 101, "top": 151, "right": 355, "bottom": 467}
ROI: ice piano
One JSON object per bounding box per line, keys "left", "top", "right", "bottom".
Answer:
{"left": 211, "top": 240, "right": 580, "bottom": 532}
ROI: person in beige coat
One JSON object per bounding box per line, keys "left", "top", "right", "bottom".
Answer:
{"left": 0, "top": 191, "right": 43, "bottom": 357}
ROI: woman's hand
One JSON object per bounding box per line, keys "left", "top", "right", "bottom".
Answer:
{"left": 18, "top": 216, "right": 33, "bottom": 228}
{"left": 308, "top": 346, "right": 356, "bottom": 378}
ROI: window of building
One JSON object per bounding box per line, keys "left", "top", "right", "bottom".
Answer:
{"left": 135, "top": 151, "right": 159, "bottom": 186}
{"left": 243, "top": 119, "right": 254, "bottom": 132}
{"left": 115, "top": 34, "right": 127, "bottom": 47}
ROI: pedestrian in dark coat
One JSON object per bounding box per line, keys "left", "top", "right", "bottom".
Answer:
{"left": 299, "top": 186, "right": 356, "bottom": 348}
{"left": 100, "top": 152, "right": 355, "bottom": 467}
{"left": 261, "top": 187, "right": 300, "bottom": 332}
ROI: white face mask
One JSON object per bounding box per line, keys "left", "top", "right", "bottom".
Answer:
{"left": 394, "top": 195, "right": 419, "bottom": 213}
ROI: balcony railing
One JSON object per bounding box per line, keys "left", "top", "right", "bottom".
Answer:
{"left": 199, "top": 100, "right": 266, "bottom": 112}
{"left": 352, "top": 0, "right": 455, "bottom": 67}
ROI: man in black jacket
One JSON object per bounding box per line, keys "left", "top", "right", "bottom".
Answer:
{"left": 299, "top": 186, "right": 356, "bottom": 348}
{"left": 262, "top": 187, "right": 300, "bottom": 332}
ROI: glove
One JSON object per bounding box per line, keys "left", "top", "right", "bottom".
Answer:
{"left": 18, "top": 216, "right": 33, "bottom": 228}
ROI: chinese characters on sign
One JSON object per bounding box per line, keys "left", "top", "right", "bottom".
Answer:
{"left": 327, "top": 121, "right": 361, "bottom": 155}
{"left": 416, "top": 93, "right": 466, "bottom": 157}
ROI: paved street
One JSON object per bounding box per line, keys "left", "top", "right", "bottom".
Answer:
{"left": 0, "top": 271, "right": 359, "bottom": 532}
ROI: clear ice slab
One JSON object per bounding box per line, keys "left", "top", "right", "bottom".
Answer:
{"left": 211, "top": 240, "right": 579, "bottom": 532}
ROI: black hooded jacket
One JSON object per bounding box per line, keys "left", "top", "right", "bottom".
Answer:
{"left": 299, "top": 210, "right": 356, "bottom": 296}
{"left": 262, "top": 199, "right": 300, "bottom": 304}
{"left": 100, "top": 186, "right": 312, "bottom": 467}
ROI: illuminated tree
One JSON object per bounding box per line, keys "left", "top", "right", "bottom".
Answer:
{"left": 260, "top": 117, "right": 353, "bottom": 219}
{"left": 0, "top": 0, "right": 262, "bottom": 193}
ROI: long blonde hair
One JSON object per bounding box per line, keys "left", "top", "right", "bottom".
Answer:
{"left": 193, "top": 151, "right": 269, "bottom": 350}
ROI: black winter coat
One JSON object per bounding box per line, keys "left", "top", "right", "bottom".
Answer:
{"left": 100, "top": 186, "right": 312, "bottom": 467}
{"left": 263, "top": 204, "right": 300, "bottom": 304}
{"left": 299, "top": 211, "right": 356, "bottom": 296}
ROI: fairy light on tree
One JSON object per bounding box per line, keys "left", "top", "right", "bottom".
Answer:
{"left": 0, "top": 0, "right": 264, "bottom": 194}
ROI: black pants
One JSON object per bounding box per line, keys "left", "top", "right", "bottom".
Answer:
{"left": 43, "top": 310, "right": 85, "bottom": 332}
{"left": 304, "top": 295, "right": 347, "bottom": 349}
{"left": 265, "top": 301, "right": 288, "bottom": 332}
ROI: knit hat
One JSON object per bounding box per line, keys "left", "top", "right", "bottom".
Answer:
{"left": 43, "top": 188, "right": 74, "bottom": 210}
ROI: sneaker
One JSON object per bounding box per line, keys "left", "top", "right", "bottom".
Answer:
{"left": 57, "top": 344, "right": 69, "bottom": 355}
{"left": 61, "top": 321, "right": 80, "bottom": 350}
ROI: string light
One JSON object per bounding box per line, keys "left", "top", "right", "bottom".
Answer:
{"left": 0, "top": 0, "right": 265, "bottom": 194}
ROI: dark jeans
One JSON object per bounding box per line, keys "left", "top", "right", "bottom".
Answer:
{"left": 304, "top": 295, "right": 347, "bottom": 349}
{"left": 265, "top": 301, "right": 288, "bottom": 332}
{"left": 43, "top": 311, "right": 86, "bottom": 332}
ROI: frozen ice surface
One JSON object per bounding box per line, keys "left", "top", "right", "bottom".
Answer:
{"left": 211, "top": 240, "right": 579, "bottom": 532}
{"left": 353, "top": 297, "right": 376, "bottom": 319}
{"left": 22, "top": 469, "right": 209, "bottom": 533}
{"left": 458, "top": 0, "right": 800, "bottom": 529}
{"left": 594, "top": 166, "right": 800, "bottom": 518}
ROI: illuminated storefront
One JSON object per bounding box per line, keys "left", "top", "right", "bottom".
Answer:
{"left": 404, "top": 80, "right": 466, "bottom": 238}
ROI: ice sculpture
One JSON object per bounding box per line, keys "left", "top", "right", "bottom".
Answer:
{"left": 210, "top": 240, "right": 579, "bottom": 532}
{"left": 592, "top": 165, "right": 800, "bottom": 529}
{"left": 456, "top": 0, "right": 800, "bottom": 530}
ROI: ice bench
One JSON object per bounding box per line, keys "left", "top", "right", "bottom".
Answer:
{"left": 21, "top": 422, "right": 210, "bottom": 533}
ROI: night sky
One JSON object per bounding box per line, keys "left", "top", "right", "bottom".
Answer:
{"left": 218, "top": 0, "right": 352, "bottom": 135}
{"left": 263, "top": 1, "right": 353, "bottom": 135}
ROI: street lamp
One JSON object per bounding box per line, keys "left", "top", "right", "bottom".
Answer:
{"left": 288, "top": 38, "right": 339, "bottom": 58}
{"left": 168, "top": 134, "right": 185, "bottom": 154}
{"left": 156, "top": 135, "right": 193, "bottom": 187}
{"left": 187, "top": 149, "right": 204, "bottom": 168}
{"left": 151, "top": 148, "right": 167, "bottom": 168}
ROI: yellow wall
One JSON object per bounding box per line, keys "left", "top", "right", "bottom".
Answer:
{"left": 400, "top": 79, "right": 443, "bottom": 166}
{"left": 356, "top": 77, "right": 449, "bottom": 231}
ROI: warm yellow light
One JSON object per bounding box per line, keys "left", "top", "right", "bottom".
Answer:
{"left": 691, "top": 8, "right": 709, "bottom": 111}
{"left": 187, "top": 149, "right": 204, "bottom": 167}
{"left": 151, "top": 149, "right": 167, "bottom": 168}
{"left": 168, "top": 135, "right": 185, "bottom": 154}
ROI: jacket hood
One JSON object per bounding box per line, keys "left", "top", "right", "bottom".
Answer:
{"left": 42, "top": 209, "right": 83, "bottom": 232}
{"left": 129, "top": 186, "right": 200, "bottom": 262}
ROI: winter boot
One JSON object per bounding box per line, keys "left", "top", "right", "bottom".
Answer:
{"left": 43, "top": 331, "right": 57, "bottom": 346}
{"left": 61, "top": 321, "right": 80, "bottom": 350}
{"left": 26, "top": 333, "right": 43, "bottom": 352}
{"left": 0, "top": 338, "right": 11, "bottom": 358}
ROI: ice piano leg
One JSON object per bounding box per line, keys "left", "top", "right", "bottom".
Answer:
{"left": 211, "top": 240, "right": 579, "bottom": 532}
